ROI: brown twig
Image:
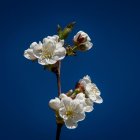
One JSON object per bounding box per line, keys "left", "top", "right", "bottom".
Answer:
{"left": 55, "top": 61, "right": 61, "bottom": 96}
{"left": 55, "top": 61, "right": 63, "bottom": 140}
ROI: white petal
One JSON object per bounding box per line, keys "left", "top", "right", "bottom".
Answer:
{"left": 82, "top": 41, "right": 93, "bottom": 50}
{"left": 59, "top": 107, "right": 68, "bottom": 120}
{"left": 47, "top": 35, "right": 59, "bottom": 42}
{"left": 38, "top": 58, "right": 57, "bottom": 65}
{"left": 33, "top": 42, "right": 43, "bottom": 58}
{"left": 85, "top": 98, "right": 93, "bottom": 106}
{"left": 88, "top": 93, "right": 96, "bottom": 101}
{"left": 64, "top": 119, "right": 78, "bottom": 129}
{"left": 56, "top": 40, "right": 64, "bottom": 48}
{"left": 45, "top": 58, "right": 57, "bottom": 64}
{"left": 30, "top": 42, "right": 38, "bottom": 49}
{"left": 59, "top": 94, "right": 67, "bottom": 99}
{"left": 84, "top": 106, "right": 93, "bottom": 112}
{"left": 95, "top": 95, "right": 103, "bottom": 104}
{"left": 72, "top": 100, "right": 84, "bottom": 113}
{"left": 87, "top": 83, "right": 101, "bottom": 95}
{"left": 49, "top": 97, "right": 61, "bottom": 110}
{"left": 61, "top": 97, "right": 72, "bottom": 109}
{"left": 73, "top": 31, "right": 81, "bottom": 42}
{"left": 38, "top": 58, "right": 46, "bottom": 65}
{"left": 24, "top": 49, "right": 36, "bottom": 60}
{"left": 76, "top": 93, "right": 85, "bottom": 100}
{"left": 53, "top": 47, "right": 66, "bottom": 61}
{"left": 79, "top": 75, "right": 91, "bottom": 86}
{"left": 84, "top": 75, "right": 91, "bottom": 82}
{"left": 73, "top": 112, "right": 85, "bottom": 122}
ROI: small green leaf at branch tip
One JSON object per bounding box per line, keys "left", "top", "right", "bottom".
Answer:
{"left": 66, "top": 21, "right": 76, "bottom": 28}
{"left": 58, "top": 21, "right": 76, "bottom": 40}
{"left": 57, "top": 24, "right": 62, "bottom": 35}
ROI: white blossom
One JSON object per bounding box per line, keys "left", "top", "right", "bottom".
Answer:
{"left": 24, "top": 35, "right": 66, "bottom": 65}
{"left": 79, "top": 75, "right": 103, "bottom": 104}
{"left": 33, "top": 35, "right": 66, "bottom": 65}
{"left": 59, "top": 96, "right": 85, "bottom": 129}
{"left": 73, "top": 31, "right": 93, "bottom": 51}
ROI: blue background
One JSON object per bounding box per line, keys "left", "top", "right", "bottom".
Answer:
{"left": 0, "top": 0, "right": 140, "bottom": 140}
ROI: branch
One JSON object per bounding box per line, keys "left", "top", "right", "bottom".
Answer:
{"left": 55, "top": 61, "right": 61, "bottom": 96}
{"left": 56, "top": 123, "right": 63, "bottom": 140}
{"left": 55, "top": 61, "right": 63, "bottom": 140}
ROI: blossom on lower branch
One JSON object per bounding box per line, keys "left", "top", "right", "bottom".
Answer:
{"left": 78, "top": 75, "right": 103, "bottom": 104}
{"left": 49, "top": 94, "right": 85, "bottom": 129}
{"left": 49, "top": 75, "right": 103, "bottom": 129}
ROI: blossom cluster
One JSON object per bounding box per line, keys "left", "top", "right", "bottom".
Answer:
{"left": 24, "top": 31, "right": 93, "bottom": 65}
{"left": 23, "top": 22, "right": 103, "bottom": 132}
{"left": 49, "top": 75, "right": 103, "bottom": 129}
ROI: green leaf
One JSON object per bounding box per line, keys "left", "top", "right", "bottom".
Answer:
{"left": 57, "top": 24, "right": 62, "bottom": 36}
{"left": 59, "top": 22, "right": 76, "bottom": 40}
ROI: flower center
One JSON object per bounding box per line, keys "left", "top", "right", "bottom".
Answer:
{"left": 41, "top": 42, "right": 55, "bottom": 59}
{"left": 66, "top": 106, "right": 73, "bottom": 118}
{"left": 66, "top": 110, "right": 73, "bottom": 117}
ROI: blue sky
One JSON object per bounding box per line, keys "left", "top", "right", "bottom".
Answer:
{"left": 0, "top": 0, "right": 140, "bottom": 140}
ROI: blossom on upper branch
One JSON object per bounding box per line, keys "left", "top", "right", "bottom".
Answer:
{"left": 24, "top": 35, "right": 66, "bottom": 65}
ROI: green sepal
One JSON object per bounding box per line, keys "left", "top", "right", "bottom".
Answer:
{"left": 66, "top": 46, "right": 76, "bottom": 56}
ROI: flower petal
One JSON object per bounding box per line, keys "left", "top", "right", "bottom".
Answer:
{"left": 81, "top": 42, "right": 93, "bottom": 50}
{"left": 95, "top": 95, "right": 103, "bottom": 104}
{"left": 61, "top": 96, "right": 72, "bottom": 109}
{"left": 73, "top": 112, "right": 85, "bottom": 122}
{"left": 38, "top": 58, "right": 46, "bottom": 65}
{"left": 59, "top": 107, "right": 68, "bottom": 120}
{"left": 33, "top": 41, "right": 43, "bottom": 58}
{"left": 56, "top": 40, "right": 64, "bottom": 48}
{"left": 76, "top": 93, "right": 85, "bottom": 100}
{"left": 64, "top": 118, "right": 78, "bottom": 129}
{"left": 47, "top": 35, "right": 59, "bottom": 42}
{"left": 49, "top": 97, "right": 61, "bottom": 110}
{"left": 59, "top": 93, "right": 67, "bottom": 99}
{"left": 24, "top": 49, "right": 36, "bottom": 60}
{"left": 53, "top": 47, "right": 66, "bottom": 61}
{"left": 30, "top": 42, "right": 38, "bottom": 49}
{"left": 38, "top": 58, "right": 57, "bottom": 65}
{"left": 72, "top": 100, "right": 84, "bottom": 113}
{"left": 84, "top": 106, "right": 93, "bottom": 112}
{"left": 88, "top": 93, "right": 96, "bottom": 101}
{"left": 79, "top": 75, "right": 91, "bottom": 87}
